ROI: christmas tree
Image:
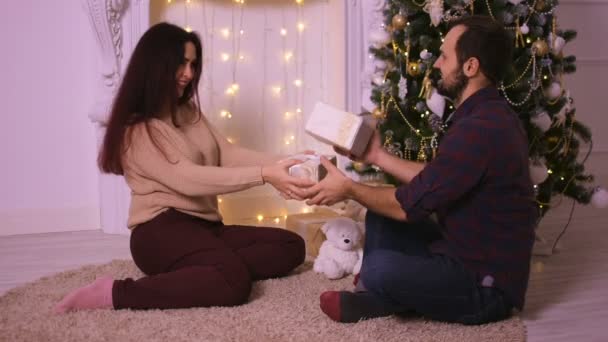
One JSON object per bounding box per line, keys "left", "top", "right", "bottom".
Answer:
{"left": 360, "top": 0, "right": 606, "bottom": 219}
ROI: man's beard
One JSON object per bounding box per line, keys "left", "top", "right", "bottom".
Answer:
{"left": 436, "top": 68, "right": 468, "bottom": 102}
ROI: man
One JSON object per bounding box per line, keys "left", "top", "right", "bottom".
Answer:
{"left": 303, "top": 15, "right": 537, "bottom": 325}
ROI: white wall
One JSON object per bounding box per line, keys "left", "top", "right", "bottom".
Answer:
{"left": 0, "top": 1, "right": 100, "bottom": 235}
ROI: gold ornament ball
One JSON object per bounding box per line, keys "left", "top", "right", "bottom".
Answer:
{"left": 372, "top": 107, "right": 386, "bottom": 120}
{"left": 392, "top": 14, "right": 407, "bottom": 30}
{"left": 534, "top": 0, "right": 547, "bottom": 11}
{"left": 407, "top": 61, "right": 422, "bottom": 77}
{"left": 352, "top": 162, "right": 368, "bottom": 172}
{"left": 532, "top": 39, "right": 549, "bottom": 56}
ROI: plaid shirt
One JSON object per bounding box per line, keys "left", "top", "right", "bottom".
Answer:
{"left": 395, "top": 86, "right": 537, "bottom": 310}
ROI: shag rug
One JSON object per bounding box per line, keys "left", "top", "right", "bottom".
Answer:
{"left": 0, "top": 260, "right": 525, "bottom": 342}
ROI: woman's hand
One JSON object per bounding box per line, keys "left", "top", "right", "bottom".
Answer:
{"left": 262, "top": 159, "right": 315, "bottom": 200}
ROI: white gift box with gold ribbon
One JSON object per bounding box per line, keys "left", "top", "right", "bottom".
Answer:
{"left": 305, "top": 102, "right": 374, "bottom": 157}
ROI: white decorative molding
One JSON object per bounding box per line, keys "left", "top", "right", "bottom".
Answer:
{"left": 83, "top": 0, "right": 150, "bottom": 235}
{"left": 345, "top": 0, "right": 386, "bottom": 113}
{"left": 82, "top": 0, "right": 127, "bottom": 125}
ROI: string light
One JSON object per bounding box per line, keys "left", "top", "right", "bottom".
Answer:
{"left": 284, "top": 111, "right": 292, "bottom": 118}
{"left": 220, "top": 110, "right": 232, "bottom": 118}
{"left": 293, "top": 79, "right": 302, "bottom": 87}
{"left": 295, "top": 0, "right": 304, "bottom": 4}
{"left": 280, "top": 28, "right": 288, "bottom": 36}
{"left": 297, "top": 22, "right": 305, "bottom": 32}
{"left": 221, "top": 28, "right": 231, "bottom": 38}
{"left": 272, "top": 86, "right": 282, "bottom": 96}
{"left": 221, "top": 53, "right": 230, "bottom": 62}
{"left": 284, "top": 51, "right": 293, "bottom": 62}
{"left": 257, "top": 214, "right": 264, "bottom": 222}
{"left": 185, "top": 26, "right": 192, "bottom": 33}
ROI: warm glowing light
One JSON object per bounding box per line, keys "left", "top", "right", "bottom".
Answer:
{"left": 257, "top": 214, "right": 264, "bottom": 222}
{"left": 295, "top": 0, "right": 304, "bottom": 4}
{"left": 239, "top": 55, "right": 245, "bottom": 60}
{"left": 293, "top": 79, "right": 302, "bottom": 87}
{"left": 297, "top": 22, "right": 305, "bottom": 32}
{"left": 280, "top": 28, "right": 288, "bottom": 36}
{"left": 272, "top": 86, "right": 282, "bottom": 96}
{"left": 220, "top": 110, "right": 232, "bottom": 118}
{"left": 284, "top": 111, "right": 292, "bottom": 118}
{"left": 301, "top": 207, "right": 311, "bottom": 213}
{"left": 296, "top": 108, "right": 302, "bottom": 113}
{"left": 185, "top": 26, "right": 192, "bottom": 33}
{"left": 221, "top": 53, "right": 230, "bottom": 62}
{"left": 290, "top": 135, "right": 295, "bottom": 141}
{"left": 284, "top": 51, "right": 293, "bottom": 62}
{"left": 526, "top": 38, "right": 532, "bottom": 44}
{"left": 240, "top": 30, "right": 245, "bottom": 35}
{"left": 227, "top": 137, "right": 234, "bottom": 143}
{"left": 231, "top": 83, "right": 240, "bottom": 91}
{"left": 285, "top": 138, "right": 292, "bottom": 145}
{"left": 547, "top": 169, "right": 553, "bottom": 174}
{"left": 218, "top": 198, "right": 223, "bottom": 203}
{"left": 225, "top": 88, "right": 236, "bottom": 95}
{"left": 274, "top": 218, "right": 280, "bottom": 224}
{"left": 221, "top": 28, "right": 230, "bottom": 38}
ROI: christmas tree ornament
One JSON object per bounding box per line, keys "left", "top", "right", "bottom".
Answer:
{"left": 374, "top": 60, "right": 388, "bottom": 70}
{"left": 419, "top": 49, "right": 433, "bottom": 60}
{"left": 508, "top": 0, "right": 523, "bottom": 4}
{"left": 591, "top": 187, "right": 608, "bottom": 208}
{"left": 426, "top": 88, "right": 446, "bottom": 118}
{"left": 535, "top": 0, "right": 548, "bottom": 11}
{"left": 398, "top": 77, "right": 408, "bottom": 99}
{"left": 548, "top": 33, "right": 566, "bottom": 55}
{"left": 369, "top": 29, "right": 391, "bottom": 48}
{"left": 352, "top": 162, "right": 369, "bottom": 173}
{"left": 372, "top": 107, "right": 386, "bottom": 120}
{"left": 529, "top": 159, "right": 549, "bottom": 184}
{"left": 544, "top": 82, "right": 562, "bottom": 100}
{"left": 520, "top": 23, "right": 530, "bottom": 35}
{"left": 407, "top": 61, "right": 422, "bottom": 77}
{"left": 423, "top": 0, "right": 444, "bottom": 27}
{"left": 372, "top": 73, "right": 386, "bottom": 86}
{"left": 532, "top": 39, "right": 550, "bottom": 56}
{"left": 530, "top": 110, "right": 552, "bottom": 132}
{"left": 392, "top": 14, "right": 407, "bottom": 30}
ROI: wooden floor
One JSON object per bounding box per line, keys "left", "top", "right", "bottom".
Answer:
{"left": 1, "top": 204, "right": 606, "bottom": 342}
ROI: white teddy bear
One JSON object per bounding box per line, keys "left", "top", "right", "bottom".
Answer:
{"left": 313, "top": 217, "right": 364, "bottom": 280}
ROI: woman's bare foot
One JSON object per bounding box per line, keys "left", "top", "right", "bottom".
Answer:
{"left": 54, "top": 276, "right": 114, "bottom": 313}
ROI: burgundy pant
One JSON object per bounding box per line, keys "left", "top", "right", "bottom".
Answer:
{"left": 112, "top": 209, "right": 305, "bottom": 310}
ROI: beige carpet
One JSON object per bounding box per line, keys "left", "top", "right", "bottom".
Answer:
{"left": 0, "top": 260, "right": 525, "bottom": 342}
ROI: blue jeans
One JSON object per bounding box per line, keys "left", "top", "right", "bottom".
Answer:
{"left": 359, "top": 211, "right": 513, "bottom": 325}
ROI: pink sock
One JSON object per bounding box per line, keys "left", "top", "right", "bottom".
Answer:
{"left": 54, "top": 276, "right": 114, "bottom": 314}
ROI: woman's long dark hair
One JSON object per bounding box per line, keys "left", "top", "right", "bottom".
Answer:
{"left": 98, "top": 22, "right": 203, "bottom": 174}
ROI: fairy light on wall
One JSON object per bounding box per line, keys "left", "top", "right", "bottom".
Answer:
{"left": 162, "top": 0, "right": 316, "bottom": 221}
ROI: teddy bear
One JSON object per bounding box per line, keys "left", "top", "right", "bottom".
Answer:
{"left": 313, "top": 217, "right": 364, "bottom": 280}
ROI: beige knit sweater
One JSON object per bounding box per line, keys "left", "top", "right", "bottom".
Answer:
{"left": 122, "top": 109, "right": 279, "bottom": 228}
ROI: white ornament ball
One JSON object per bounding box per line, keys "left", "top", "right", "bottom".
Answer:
{"left": 529, "top": 160, "right": 549, "bottom": 185}
{"left": 372, "top": 74, "right": 386, "bottom": 86}
{"left": 591, "top": 187, "right": 608, "bottom": 208}
{"left": 369, "top": 29, "right": 391, "bottom": 47}
{"left": 426, "top": 88, "right": 446, "bottom": 118}
{"left": 374, "top": 60, "right": 388, "bottom": 70}
{"left": 549, "top": 33, "right": 566, "bottom": 55}
{"left": 545, "top": 82, "right": 562, "bottom": 100}
{"left": 520, "top": 23, "right": 529, "bottom": 35}
{"left": 420, "top": 49, "right": 433, "bottom": 60}
{"left": 531, "top": 111, "right": 552, "bottom": 132}
{"left": 508, "top": 0, "right": 524, "bottom": 4}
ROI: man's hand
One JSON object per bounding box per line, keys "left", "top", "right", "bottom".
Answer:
{"left": 333, "top": 129, "right": 385, "bottom": 166}
{"left": 304, "top": 157, "right": 353, "bottom": 206}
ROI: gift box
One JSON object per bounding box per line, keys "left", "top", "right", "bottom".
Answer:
{"left": 285, "top": 210, "right": 341, "bottom": 257}
{"left": 288, "top": 154, "right": 337, "bottom": 182}
{"left": 305, "top": 102, "right": 374, "bottom": 157}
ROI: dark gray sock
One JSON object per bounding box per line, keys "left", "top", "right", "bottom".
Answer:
{"left": 339, "top": 291, "right": 400, "bottom": 323}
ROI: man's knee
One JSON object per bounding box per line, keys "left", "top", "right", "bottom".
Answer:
{"left": 360, "top": 251, "right": 399, "bottom": 292}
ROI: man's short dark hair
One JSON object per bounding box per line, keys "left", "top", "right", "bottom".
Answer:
{"left": 448, "top": 15, "right": 513, "bottom": 85}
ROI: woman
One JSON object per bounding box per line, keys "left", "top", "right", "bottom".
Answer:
{"left": 55, "top": 22, "right": 312, "bottom": 313}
